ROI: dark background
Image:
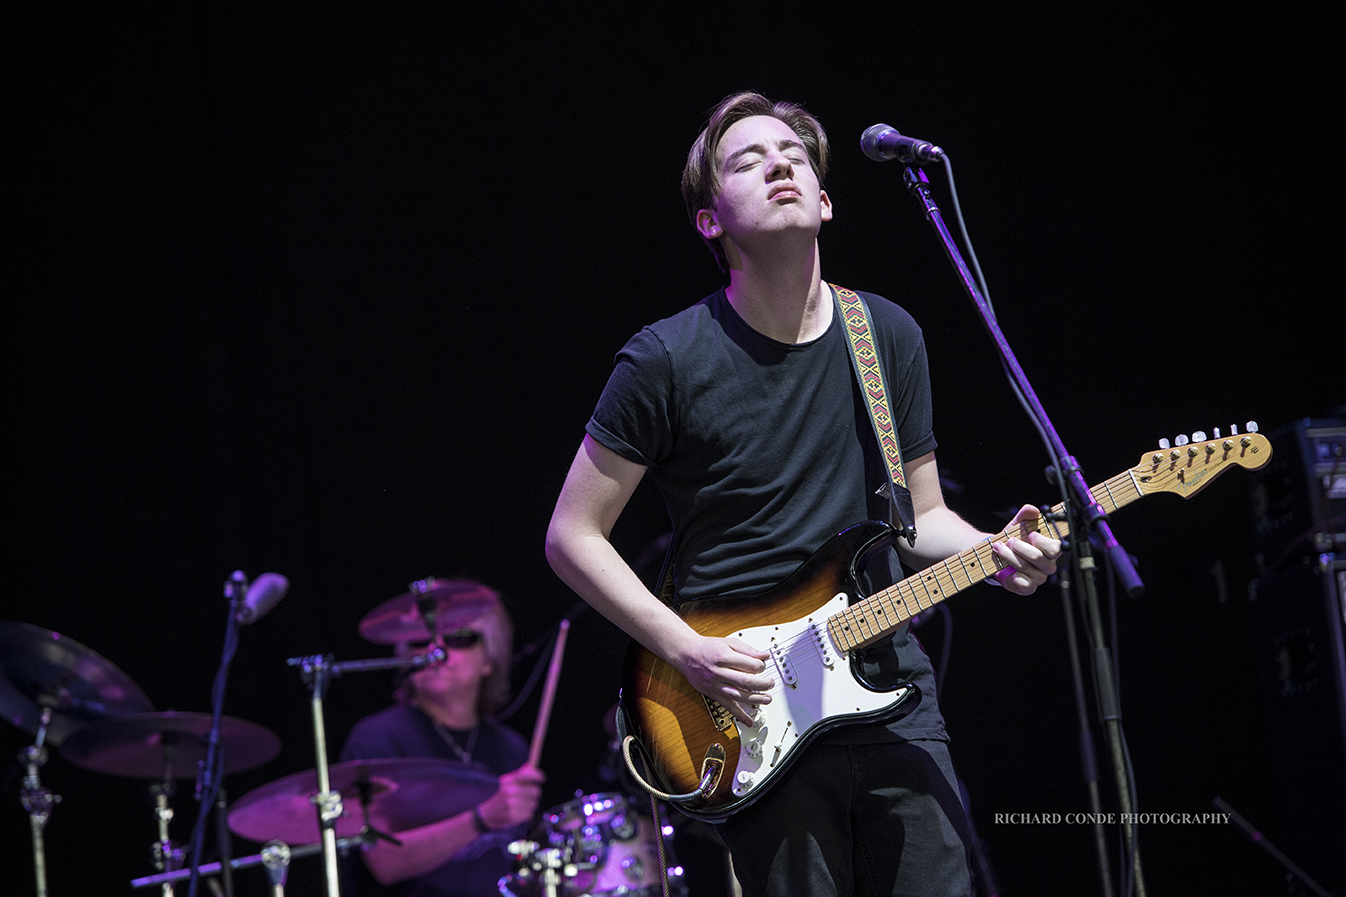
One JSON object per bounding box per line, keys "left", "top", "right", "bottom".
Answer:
{"left": 5, "top": 6, "right": 1342, "bottom": 895}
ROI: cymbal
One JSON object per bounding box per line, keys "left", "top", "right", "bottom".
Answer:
{"left": 0, "top": 621, "right": 155, "bottom": 746}
{"left": 359, "top": 578, "right": 497, "bottom": 644}
{"left": 58, "top": 711, "right": 281, "bottom": 779}
{"left": 228, "top": 757, "right": 499, "bottom": 844}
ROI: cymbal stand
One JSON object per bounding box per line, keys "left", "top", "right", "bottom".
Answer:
{"left": 150, "top": 776, "right": 179, "bottom": 896}
{"left": 287, "top": 647, "right": 445, "bottom": 897}
{"left": 19, "top": 706, "right": 58, "bottom": 897}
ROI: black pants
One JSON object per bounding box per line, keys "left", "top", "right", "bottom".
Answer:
{"left": 717, "top": 740, "right": 972, "bottom": 897}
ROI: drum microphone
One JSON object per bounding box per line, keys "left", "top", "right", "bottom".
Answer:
{"left": 860, "top": 124, "right": 944, "bottom": 164}
{"left": 236, "top": 572, "right": 290, "bottom": 625}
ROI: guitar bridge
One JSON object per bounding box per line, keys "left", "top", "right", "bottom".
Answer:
{"left": 703, "top": 696, "right": 735, "bottom": 732}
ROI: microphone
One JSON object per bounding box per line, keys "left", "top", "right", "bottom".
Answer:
{"left": 236, "top": 572, "right": 289, "bottom": 625}
{"left": 860, "top": 124, "right": 944, "bottom": 164}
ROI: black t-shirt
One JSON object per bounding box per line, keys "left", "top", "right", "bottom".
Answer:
{"left": 587, "top": 286, "right": 946, "bottom": 742}
{"left": 339, "top": 705, "right": 528, "bottom": 897}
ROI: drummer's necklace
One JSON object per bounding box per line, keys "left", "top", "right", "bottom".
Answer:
{"left": 432, "top": 721, "right": 479, "bottom": 763}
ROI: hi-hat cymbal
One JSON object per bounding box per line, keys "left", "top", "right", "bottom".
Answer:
{"left": 0, "top": 621, "right": 155, "bottom": 746}
{"left": 358, "top": 578, "right": 497, "bottom": 644}
{"left": 228, "top": 757, "right": 499, "bottom": 844}
{"left": 58, "top": 711, "right": 281, "bottom": 779}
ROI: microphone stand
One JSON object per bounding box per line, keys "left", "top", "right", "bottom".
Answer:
{"left": 186, "top": 571, "right": 247, "bottom": 897}
{"left": 286, "top": 647, "right": 447, "bottom": 897}
{"left": 900, "top": 162, "right": 1146, "bottom": 896}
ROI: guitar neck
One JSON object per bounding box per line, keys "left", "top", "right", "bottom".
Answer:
{"left": 825, "top": 432, "right": 1269, "bottom": 652}
{"left": 827, "top": 498, "right": 1083, "bottom": 653}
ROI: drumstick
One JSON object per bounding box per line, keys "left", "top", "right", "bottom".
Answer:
{"left": 527, "top": 619, "right": 570, "bottom": 768}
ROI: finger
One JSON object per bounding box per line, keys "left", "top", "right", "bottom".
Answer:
{"left": 1027, "top": 531, "right": 1063, "bottom": 559}
{"left": 992, "top": 543, "right": 1051, "bottom": 593}
{"left": 992, "top": 539, "right": 1028, "bottom": 572}
{"left": 723, "top": 697, "right": 761, "bottom": 727}
{"left": 724, "top": 637, "right": 771, "bottom": 663}
{"left": 1003, "top": 536, "right": 1060, "bottom": 571}
{"left": 717, "top": 673, "right": 774, "bottom": 706}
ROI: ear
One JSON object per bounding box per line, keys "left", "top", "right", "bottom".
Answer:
{"left": 695, "top": 208, "right": 722, "bottom": 239}
{"left": 819, "top": 189, "right": 834, "bottom": 223}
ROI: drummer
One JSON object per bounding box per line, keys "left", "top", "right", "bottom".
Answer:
{"left": 340, "top": 583, "right": 546, "bottom": 896}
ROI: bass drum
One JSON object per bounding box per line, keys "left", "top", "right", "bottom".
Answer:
{"left": 501, "top": 792, "right": 685, "bottom": 897}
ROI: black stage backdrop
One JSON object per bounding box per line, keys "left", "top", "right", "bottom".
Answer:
{"left": 5, "top": 7, "right": 1341, "bottom": 896}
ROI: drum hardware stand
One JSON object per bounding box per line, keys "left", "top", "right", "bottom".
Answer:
{"left": 260, "top": 840, "right": 291, "bottom": 896}
{"left": 130, "top": 834, "right": 372, "bottom": 891}
{"left": 20, "top": 705, "right": 59, "bottom": 897}
{"left": 286, "top": 646, "right": 446, "bottom": 897}
{"left": 500, "top": 840, "right": 574, "bottom": 897}
{"left": 150, "top": 776, "right": 182, "bottom": 896}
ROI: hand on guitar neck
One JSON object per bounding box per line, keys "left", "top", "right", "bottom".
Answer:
{"left": 988, "top": 504, "right": 1062, "bottom": 594}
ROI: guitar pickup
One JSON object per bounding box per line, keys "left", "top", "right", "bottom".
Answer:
{"left": 769, "top": 638, "right": 797, "bottom": 689}
{"left": 809, "top": 620, "right": 836, "bottom": 670}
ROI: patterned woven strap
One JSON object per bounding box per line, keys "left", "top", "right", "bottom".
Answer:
{"left": 833, "top": 284, "right": 906, "bottom": 489}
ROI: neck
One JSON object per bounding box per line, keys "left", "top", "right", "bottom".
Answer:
{"left": 723, "top": 243, "right": 831, "bottom": 344}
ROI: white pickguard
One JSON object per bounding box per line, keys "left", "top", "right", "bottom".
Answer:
{"left": 726, "top": 591, "right": 913, "bottom": 798}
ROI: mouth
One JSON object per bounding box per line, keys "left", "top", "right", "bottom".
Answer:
{"left": 768, "top": 183, "right": 802, "bottom": 201}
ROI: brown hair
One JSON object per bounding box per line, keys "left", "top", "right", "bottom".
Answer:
{"left": 681, "top": 91, "right": 831, "bottom": 270}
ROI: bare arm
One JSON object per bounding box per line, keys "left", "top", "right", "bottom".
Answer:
{"left": 545, "top": 435, "right": 774, "bottom": 724}
{"left": 360, "top": 764, "right": 544, "bottom": 885}
{"left": 896, "top": 451, "right": 1060, "bottom": 594}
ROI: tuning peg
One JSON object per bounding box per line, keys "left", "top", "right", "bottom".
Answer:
{"left": 1175, "top": 435, "right": 1190, "bottom": 447}
{"left": 1247, "top": 421, "right": 1259, "bottom": 433}
{"left": 1192, "top": 431, "right": 1207, "bottom": 442}
{"left": 1158, "top": 438, "right": 1171, "bottom": 449}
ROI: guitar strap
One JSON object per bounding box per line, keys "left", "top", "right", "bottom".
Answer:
{"left": 832, "top": 284, "right": 918, "bottom": 547}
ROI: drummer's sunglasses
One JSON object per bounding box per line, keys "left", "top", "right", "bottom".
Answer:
{"left": 442, "top": 630, "right": 483, "bottom": 649}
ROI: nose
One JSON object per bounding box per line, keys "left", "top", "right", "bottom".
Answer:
{"left": 765, "top": 150, "right": 794, "bottom": 181}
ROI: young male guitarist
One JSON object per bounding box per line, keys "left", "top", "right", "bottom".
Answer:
{"left": 546, "top": 92, "right": 1060, "bottom": 896}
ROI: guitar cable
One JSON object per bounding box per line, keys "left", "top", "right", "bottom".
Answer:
{"left": 619, "top": 736, "right": 714, "bottom": 804}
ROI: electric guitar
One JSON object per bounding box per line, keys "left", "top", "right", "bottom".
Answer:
{"left": 620, "top": 431, "right": 1272, "bottom": 820}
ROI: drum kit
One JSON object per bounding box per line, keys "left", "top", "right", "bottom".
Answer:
{"left": 2, "top": 577, "right": 689, "bottom": 897}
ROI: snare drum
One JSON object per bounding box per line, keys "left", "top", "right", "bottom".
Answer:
{"left": 502, "top": 792, "right": 683, "bottom": 897}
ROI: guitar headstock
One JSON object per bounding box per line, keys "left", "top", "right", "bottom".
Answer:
{"left": 1131, "top": 427, "right": 1272, "bottom": 498}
